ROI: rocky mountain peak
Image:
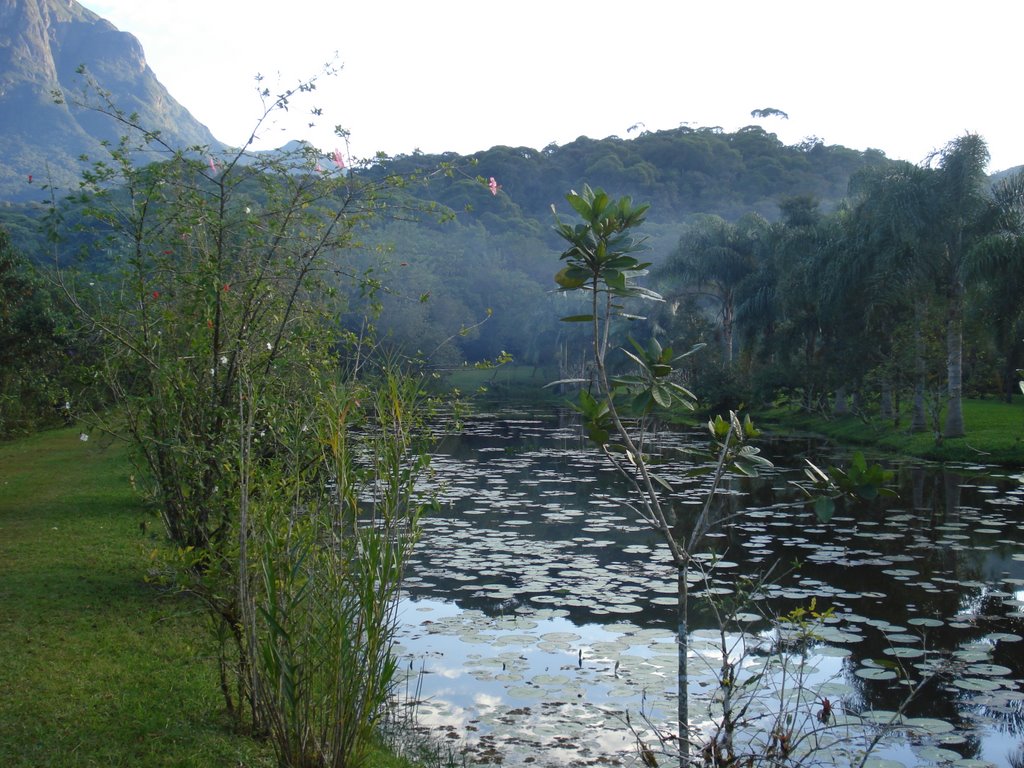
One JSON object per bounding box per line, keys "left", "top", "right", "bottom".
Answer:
{"left": 0, "top": 0, "right": 221, "bottom": 203}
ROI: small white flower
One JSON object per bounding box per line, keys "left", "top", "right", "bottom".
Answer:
{"left": 245, "top": 206, "right": 251, "bottom": 214}
{"left": 79, "top": 433, "right": 89, "bottom": 442}
{"left": 220, "top": 355, "right": 228, "bottom": 365}
{"left": 210, "top": 368, "right": 215, "bottom": 375}
{"left": 64, "top": 401, "right": 71, "bottom": 410}
{"left": 266, "top": 342, "right": 273, "bottom": 351}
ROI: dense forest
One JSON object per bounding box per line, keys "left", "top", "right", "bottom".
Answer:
{"left": 1, "top": 122, "right": 1022, "bottom": 440}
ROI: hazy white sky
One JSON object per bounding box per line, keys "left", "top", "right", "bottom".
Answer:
{"left": 82, "top": 0, "right": 1023, "bottom": 171}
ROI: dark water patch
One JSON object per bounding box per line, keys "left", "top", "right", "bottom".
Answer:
{"left": 398, "top": 409, "right": 1024, "bottom": 766}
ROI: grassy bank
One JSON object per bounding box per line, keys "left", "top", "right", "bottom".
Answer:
{"left": 0, "top": 428, "right": 274, "bottom": 767}
{"left": 0, "top": 428, "right": 425, "bottom": 767}
{"left": 436, "top": 364, "right": 564, "bottom": 405}
{"left": 761, "top": 397, "right": 1024, "bottom": 466}
{"left": 435, "top": 366, "right": 1024, "bottom": 467}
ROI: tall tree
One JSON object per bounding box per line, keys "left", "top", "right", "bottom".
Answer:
{"left": 849, "top": 161, "right": 934, "bottom": 430}
{"left": 969, "top": 170, "right": 1024, "bottom": 401}
{"left": 848, "top": 137, "right": 992, "bottom": 438}
{"left": 732, "top": 196, "right": 831, "bottom": 409}
{"left": 929, "top": 134, "right": 991, "bottom": 437}
{"left": 661, "top": 212, "right": 767, "bottom": 363}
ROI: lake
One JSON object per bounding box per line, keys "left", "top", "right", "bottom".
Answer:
{"left": 393, "top": 406, "right": 1024, "bottom": 767}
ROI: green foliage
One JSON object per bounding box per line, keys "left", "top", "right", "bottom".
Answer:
{"left": 704, "top": 411, "right": 773, "bottom": 478}
{"left": 50, "top": 72, "right": 439, "bottom": 766}
{"left": 615, "top": 336, "right": 699, "bottom": 413}
{"left": 52, "top": 69, "right": 390, "bottom": 554}
{"left": 553, "top": 185, "right": 656, "bottom": 301}
{"left": 0, "top": 228, "right": 82, "bottom": 436}
{"left": 794, "top": 451, "right": 897, "bottom": 523}
{"left": 246, "top": 375, "right": 432, "bottom": 768}
{"left": 553, "top": 185, "right": 704, "bottom": 486}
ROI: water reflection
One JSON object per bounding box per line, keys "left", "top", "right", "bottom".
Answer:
{"left": 397, "top": 408, "right": 1024, "bottom": 766}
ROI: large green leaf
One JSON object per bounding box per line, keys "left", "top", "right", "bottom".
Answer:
{"left": 815, "top": 496, "right": 835, "bottom": 523}
{"left": 651, "top": 383, "right": 672, "bottom": 409}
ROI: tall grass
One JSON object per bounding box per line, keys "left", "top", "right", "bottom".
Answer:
{"left": 241, "top": 374, "right": 432, "bottom": 768}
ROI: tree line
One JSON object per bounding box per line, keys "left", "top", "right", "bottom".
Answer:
{"left": 654, "top": 134, "right": 1024, "bottom": 438}
{"left": 1, "top": 123, "right": 1020, "bottom": 438}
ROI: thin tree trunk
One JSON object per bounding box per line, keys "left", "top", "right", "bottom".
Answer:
{"left": 678, "top": 567, "right": 689, "bottom": 767}
{"left": 833, "top": 386, "right": 848, "bottom": 416}
{"left": 911, "top": 311, "right": 927, "bottom": 432}
{"left": 943, "top": 282, "right": 965, "bottom": 438}
{"left": 879, "top": 380, "right": 893, "bottom": 422}
{"left": 722, "top": 300, "right": 734, "bottom": 365}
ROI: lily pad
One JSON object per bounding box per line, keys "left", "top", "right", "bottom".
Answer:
{"left": 952, "top": 677, "right": 1001, "bottom": 692}
{"left": 855, "top": 667, "right": 898, "bottom": 680}
{"left": 904, "top": 716, "right": 956, "bottom": 734}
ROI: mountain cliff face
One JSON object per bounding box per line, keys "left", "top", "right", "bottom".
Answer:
{"left": 0, "top": 0, "right": 221, "bottom": 202}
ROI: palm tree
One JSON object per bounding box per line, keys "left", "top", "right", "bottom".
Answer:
{"left": 734, "top": 197, "right": 831, "bottom": 410}
{"left": 849, "top": 161, "right": 935, "bottom": 431}
{"left": 968, "top": 170, "right": 1024, "bottom": 402}
{"left": 849, "top": 136, "right": 991, "bottom": 438}
{"left": 661, "top": 213, "right": 767, "bottom": 364}
{"left": 929, "top": 134, "right": 991, "bottom": 437}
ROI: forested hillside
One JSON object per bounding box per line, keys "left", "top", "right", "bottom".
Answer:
{"left": 375, "top": 125, "right": 889, "bottom": 224}
{"left": 2, "top": 123, "right": 890, "bottom": 369}
{"left": 3, "top": 118, "right": 1022, "bottom": 438}
{"left": 324, "top": 125, "right": 894, "bottom": 372}
{"left": 352, "top": 128, "right": 1024, "bottom": 441}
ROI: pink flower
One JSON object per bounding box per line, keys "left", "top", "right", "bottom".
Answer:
{"left": 208, "top": 156, "right": 218, "bottom": 174}
{"left": 488, "top": 177, "right": 500, "bottom": 196}
{"left": 333, "top": 149, "right": 345, "bottom": 169}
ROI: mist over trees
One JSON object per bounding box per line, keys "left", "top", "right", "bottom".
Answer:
{"left": 3, "top": 123, "right": 1022, "bottom": 435}
{"left": 351, "top": 127, "right": 1024, "bottom": 437}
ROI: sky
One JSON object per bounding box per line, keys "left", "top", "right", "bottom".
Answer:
{"left": 81, "top": 0, "right": 1024, "bottom": 172}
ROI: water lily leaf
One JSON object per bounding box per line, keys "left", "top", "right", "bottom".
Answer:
{"left": 903, "top": 717, "right": 956, "bottom": 734}
{"left": 952, "top": 677, "right": 1001, "bottom": 691}
{"left": 855, "top": 667, "right": 897, "bottom": 680}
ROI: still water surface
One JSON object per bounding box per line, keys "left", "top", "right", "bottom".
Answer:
{"left": 394, "top": 407, "right": 1024, "bottom": 767}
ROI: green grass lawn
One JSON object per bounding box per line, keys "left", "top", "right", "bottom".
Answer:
{"left": 0, "top": 428, "right": 273, "bottom": 767}
{"left": 762, "top": 397, "right": 1024, "bottom": 466}
{"left": 436, "top": 364, "right": 564, "bottom": 405}
{"left": 0, "top": 428, "right": 429, "bottom": 768}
